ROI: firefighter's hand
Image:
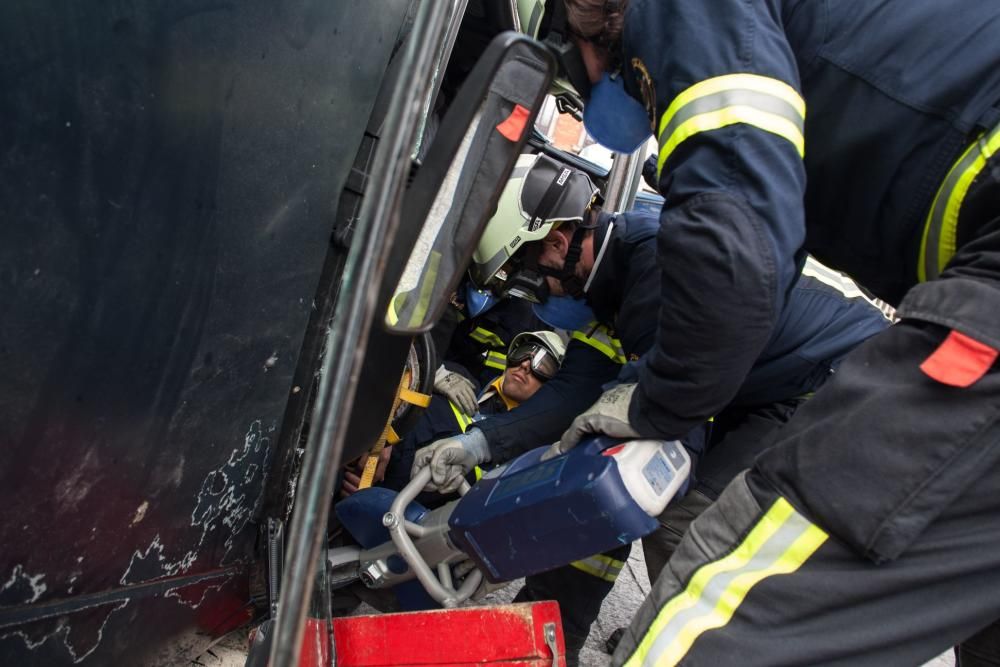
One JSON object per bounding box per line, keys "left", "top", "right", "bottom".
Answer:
{"left": 434, "top": 366, "right": 479, "bottom": 417}
{"left": 543, "top": 383, "right": 640, "bottom": 461}
{"left": 411, "top": 429, "right": 490, "bottom": 493}
{"left": 340, "top": 446, "right": 393, "bottom": 497}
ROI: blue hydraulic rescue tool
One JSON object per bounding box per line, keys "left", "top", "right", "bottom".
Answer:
{"left": 333, "top": 437, "right": 691, "bottom": 608}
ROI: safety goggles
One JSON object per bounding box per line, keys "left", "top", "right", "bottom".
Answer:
{"left": 506, "top": 342, "right": 560, "bottom": 381}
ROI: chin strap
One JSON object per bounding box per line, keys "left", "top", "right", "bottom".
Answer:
{"left": 537, "top": 218, "right": 598, "bottom": 298}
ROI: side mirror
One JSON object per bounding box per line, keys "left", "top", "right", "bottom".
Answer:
{"left": 382, "top": 32, "right": 554, "bottom": 333}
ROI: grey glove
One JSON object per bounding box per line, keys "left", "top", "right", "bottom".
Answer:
{"left": 411, "top": 428, "right": 491, "bottom": 493}
{"left": 434, "top": 365, "right": 479, "bottom": 417}
{"left": 542, "top": 383, "right": 641, "bottom": 461}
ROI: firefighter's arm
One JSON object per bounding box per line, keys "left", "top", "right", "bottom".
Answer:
{"left": 624, "top": 0, "right": 808, "bottom": 437}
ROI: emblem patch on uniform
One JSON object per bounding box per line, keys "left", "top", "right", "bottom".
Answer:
{"left": 631, "top": 57, "right": 656, "bottom": 130}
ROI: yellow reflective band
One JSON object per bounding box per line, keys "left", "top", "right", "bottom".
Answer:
{"left": 571, "top": 323, "right": 626, "bottom": 364}
{"left": 447, "top": 400, "right": 472, "bottom": 433}
{"left": 410, "top": 251, "right": 442, "bottom": 328}
{"left": 484, "top": 350, "right": 507, "bottom": 371}
{"left": 918, "top": 122, "right": 1000, "bottom": 282}
{"left": 470, "top": 327, "right": 505, "bottom": 348}
{"left": 386, "top": 294, "right": 401, "bottom": 327}
{"left": 656, "top": 74, "right": 806, "bottom": 176}
{"left": 386, "top": 425, "right": 401, "bottom": 445}
{"left": 398, "top": 387, "right": 432, "bottom": 408}
{"left": 658, "top": 74, "right": 805, "bottom": 137}
{"left": 570, "top": 554, "right": 625, "bottom": 583}
{"left": 474, "top": 466, "right": 483, "bottom": 481}
{"left": 624, "top": 497, "right": 827, "bottom": 667}
{"left": 659, "top": 108, "right": 804, "bottom": 175}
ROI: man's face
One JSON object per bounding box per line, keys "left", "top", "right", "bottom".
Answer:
{"left": 502, "top": 358, "right": 545, "bottom": 403}
{"left": 537, "top": 229, "right": 570, "bottom": 297}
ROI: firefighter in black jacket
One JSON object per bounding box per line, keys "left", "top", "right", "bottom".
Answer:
{"left": 530, "top": 0, "right": 1000, "bottom": 664}
{"left": 413, "top": 152, "right": 892, "bottom": 661}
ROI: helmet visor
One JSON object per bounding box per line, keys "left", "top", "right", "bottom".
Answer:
{"left": 506, "top": 342, "right": 560, "bottom": 380}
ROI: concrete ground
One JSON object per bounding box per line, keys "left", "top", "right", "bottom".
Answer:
{"left": 197, "top": 545, "right": 956, "bottom": 666}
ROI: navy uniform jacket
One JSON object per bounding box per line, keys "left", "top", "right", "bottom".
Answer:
{"left": 477, "top": 211, "right": 890, "bottom": 463}
{"left": 620, "top": 0, "right": 1000, "bottom": 437}
{"left": 434, "top": 281, "right": 543, "bottom": 388}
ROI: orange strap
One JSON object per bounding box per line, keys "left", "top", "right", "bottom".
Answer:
{"left": 399, "top": 387, "right": 432, "bottom": 408}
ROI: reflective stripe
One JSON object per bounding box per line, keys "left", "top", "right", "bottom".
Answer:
{"left": 571, "top": 322, "right": 626, "bottom": 364}
{"left": 624, "top": 497, "right": 827, "bottom": 667}
{"left": 484, "top": 350, "right": 507, "bottom": 371}
{"left": 391, "top": 251, "right": 442, "bottom": 329}
{"left": 656, "top": 74, "right": 806, "bottom": 177}
{"left": 919, "top": 122, "right": 1000, "bottom": 282}
{"left": 470, "top": 326, "right": 506, "bottom": 348}
{"left": 448, "top": 400, "right": 473, "bottom": 433}
{"left": 570, "top": 553, "right": 625, "bottom": 583}
{"left": 801, "top": 256, "right": 897, "bottom": 322}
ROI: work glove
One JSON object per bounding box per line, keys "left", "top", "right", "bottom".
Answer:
{"left": 411, "top": 428, "right": 491, "bottom": 493}
{"left": 434, "top": 365, "right": 479, "bottom": 417}
{"left": 542, "top": 383, "right": 641, "bottom": 461}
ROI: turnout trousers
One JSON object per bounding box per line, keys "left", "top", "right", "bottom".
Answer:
{"left": 614, "top": 149, "right": 1000, "bottom": 666}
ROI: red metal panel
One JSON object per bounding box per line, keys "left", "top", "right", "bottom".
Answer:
{"left": 301, "top": 618, "right": 332, "bottom": 667}
{"left": 332, "top": 601, "right": 565, "bottom": 666}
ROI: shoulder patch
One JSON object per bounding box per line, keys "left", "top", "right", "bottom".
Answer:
{"left": 631, "top": 57, "right": 657, "bottom": 130}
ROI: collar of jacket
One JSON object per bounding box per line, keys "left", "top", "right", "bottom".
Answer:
{"left": 583, "top": 211, "right": 623, "bottom": 323}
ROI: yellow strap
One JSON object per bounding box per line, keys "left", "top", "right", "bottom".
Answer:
{"left": 359, "top": 368, "right": 412, "bottom": 489}
{"left": 398, "top": 387, "right": 432, "bottom": 408}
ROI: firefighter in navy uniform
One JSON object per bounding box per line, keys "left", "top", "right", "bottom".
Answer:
{"left": 413, "top": 152, "right": 891, "bottom": 663}
{"left": 382, "top": 330, "right": 567, "bottom": 497}
{"left": 432, "top": 279, "right": 545, "bottom": 392}
{"left": 534, "top": 1, "right": 1000, "bottom": 665}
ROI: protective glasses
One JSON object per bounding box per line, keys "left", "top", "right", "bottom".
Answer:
{"left": 506, "top": 342, "right": 560, "bottom": 381}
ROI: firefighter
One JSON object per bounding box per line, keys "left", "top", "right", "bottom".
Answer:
{"left": 534, "top": 1, "right": 1000, "bottom": 665}
{"left": 412, "top": 152, "right": 892, "bottom": 662}
{"left": 432, "top": 278, "right": 546, "bottom": 398}
{"left": 383, "top": 330, "right": 566, "bottom": 496}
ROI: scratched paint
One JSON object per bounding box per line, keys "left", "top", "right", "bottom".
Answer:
{"left": 130, "top": 501, "right": 150, "bottom": 526}
{"left": 0, "top": 565, "right": 47, "bottom": 605}
{"left": 0, "top": 600, "right": 130, "bottom": 663}
{"left": 121, "top": 420, "right": 273, "bottom": 590}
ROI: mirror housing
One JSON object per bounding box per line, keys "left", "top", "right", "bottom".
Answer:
{"left": 382, "top": 32, "right": 555, "bottom": 334}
